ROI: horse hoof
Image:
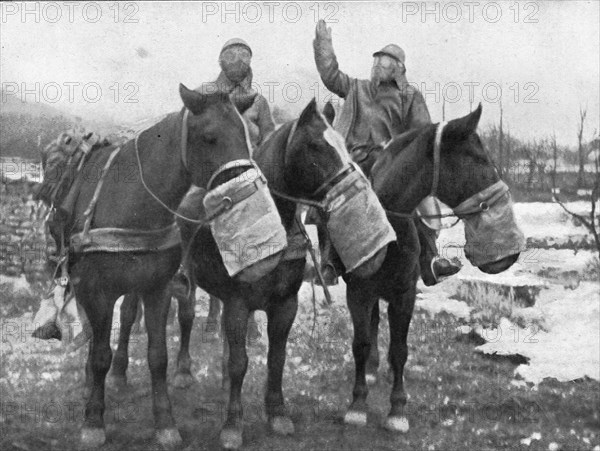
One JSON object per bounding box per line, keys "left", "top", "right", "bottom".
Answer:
{"left": 366, "top": 373, "right": 377, "bottom": 385}
{"left": 344, "top": 410, "right": 367, "bottom": 427}
{"left": 172, "top": 372, "right": 196, "bottom": 389}
{"left": 156, "top": 428, "right": 183, "bottom": 449}
{"left": 270, "top": 416, "right": 294, "bottom": 435}
{"left": 220, "top": 426, "right": 243, "bottom": 450}
{"left": 384, "top": 415, "right": 409, "bottom": 433}
{"left": 80, "top": 427, "right": 106, "bottom": 449}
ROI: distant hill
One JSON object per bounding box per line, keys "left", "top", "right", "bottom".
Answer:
{"left": 1, "top": 90, "right": 80, "bottom": 160}
{"left": 0, "top": 90, "right": 122, "bottom": 160}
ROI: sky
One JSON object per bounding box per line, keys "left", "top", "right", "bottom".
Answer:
{"left": 1, "top": 1, "right": 599, "bottom": 146}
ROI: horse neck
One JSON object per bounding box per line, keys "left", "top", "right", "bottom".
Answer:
{"left": 379, "top": 131, "right": 434, "bottom": 214}
{"left": 129, "top": 111, "right": 191, "bottom": 225}
{"left": 254, "top": 122, "right": 297, "bottom": 230}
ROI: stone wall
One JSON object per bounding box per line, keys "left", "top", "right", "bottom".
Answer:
{"left": 0, "top": 180, "right": 54, "bottom": 285}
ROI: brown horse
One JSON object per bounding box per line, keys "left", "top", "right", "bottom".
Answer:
{"left": 184, "top": 99, "right": 393, "bottom": 449}
{"left": 339, "top": 105, "right": 525, "bottom": 432}
{"left": 68, "top": 85, "right": 258, "bottom": 449}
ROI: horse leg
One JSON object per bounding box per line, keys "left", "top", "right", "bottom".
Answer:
{"left": 172, "top": 284, "right": 197, "bottom": 388}
{"left": 78, "top": 290, "right": 117, "bottom": 449}
{"left": 219, "top": 300, "right": 249, "bottom": 450}
{"left": 206, "top": 294, "right": 221, "bottom": 339}
{"left": 366, "top": 300, "right": 380, "bottom": 385}
{"left": 265, "top": 295, "right": 298, "bottom": 435}
{"left": 384, "top": 284, "right": 416, "bottom": 433}
{"left": 246, "top": 311, "right": 262, "bottom": 342}
{"left": 109, "top": 292, "right": 139, "bottom": 390}
{"left": 344, "top": 286, "right": 378, "bottom": 427}
{"left": 141, "top": 288, "right": 182, "bottom": 448}
{"left": 83, "top": 341, "right": 93, "bottom": 400}
{"left": 220, "top": 307, "right": 230, "bottom": 391}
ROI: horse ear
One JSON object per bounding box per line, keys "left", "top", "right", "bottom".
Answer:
{"left": 179, "top": 83, "right": 206, "bottom": 114}
{"left": 230, "top": 92, "right": 257, "bottom": 115}
{"left": 323, "top": 101, "right": 335, "bottom": 125}
{"left": 443, "top": 103, "right": 483, "bottom": 141}
{"left": 297, "top": 98, "right": 318, "bottom": 127}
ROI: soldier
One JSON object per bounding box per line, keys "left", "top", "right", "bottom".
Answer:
{"left": 181, "top": 38, "right": 276, "bottom": 338}
{"left": 196, "top": 38, "right": 275, "bottom": 150}
{"left": 313, "top": 20, "right": 461, "bottom": 285}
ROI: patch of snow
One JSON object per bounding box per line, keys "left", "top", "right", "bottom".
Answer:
{"left": 476, "top": 282, "right": 600, "bottom": 384}
{"left": 416, "top": 289, "right": 471, "bottom": 320}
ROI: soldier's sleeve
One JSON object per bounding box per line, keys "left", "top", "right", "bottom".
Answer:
{"left": 406, "top": 89, "right": 432, "bottom": 129}
{"left": 256, "top": 95, "right": 275, "bottom": 145}
{"left": 313, "top": 35, "right": 352, "bottom": 98}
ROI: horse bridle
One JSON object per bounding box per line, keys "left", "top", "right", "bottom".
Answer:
{"left": 269, "top": 120, "right": 361, "bottom": 211}
{"left": 384, "top": 121, "right": 508, "bottom": 227}
{"left": 135, "top": 108, "right": 256, "bottom": 223}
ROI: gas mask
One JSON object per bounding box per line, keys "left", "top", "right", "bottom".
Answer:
{"left": 219, "top": 46, "right": 251, "bottom": 83}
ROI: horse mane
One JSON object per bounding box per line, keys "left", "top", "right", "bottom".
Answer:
{"left": 253, "top": 121, "right": 295, "bottom": 192}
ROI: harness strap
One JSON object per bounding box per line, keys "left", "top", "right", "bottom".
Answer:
{"left": 430, "top": 121, "right": 447, "bottom": 198}
{"left": 80, "top": 146, "right": 121, "bottom": 241}
{"left": 313, "top": 164, "right": 356, "bottom": 199}
{"left": 181, "top": 109, "right": 189, "bottom": 169}
{"left": 453, "top": 180, "right": 510, "bottom": 217}
{"left": 206, "top": 159, "right": 257, "bottom": 191}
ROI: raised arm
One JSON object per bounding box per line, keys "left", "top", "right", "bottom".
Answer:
{"left": 313, "top": 20, "right": 353, "bottom": 98}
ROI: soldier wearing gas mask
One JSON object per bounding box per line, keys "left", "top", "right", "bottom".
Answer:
{"left": 312, "top": 20, "right": 461, "bottom": 286}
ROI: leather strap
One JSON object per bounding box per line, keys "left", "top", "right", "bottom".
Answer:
{"left": 430, "top": 121, "right": 447, "bottom": 198}
{"left": 80, "top": 146, "right": 122, "bottom": 241}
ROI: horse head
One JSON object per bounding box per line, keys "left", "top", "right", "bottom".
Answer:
{"left": 273, "top": 99, "right": 395, "bottom": 278}
{"left": 282, "top": 98, "right": 352, "bottom": 197}
{"left": 373, "top": 104, "right": 525, "bottom": 275}
{"left": 179, "top": 84, "right": 255, "bottom": 189}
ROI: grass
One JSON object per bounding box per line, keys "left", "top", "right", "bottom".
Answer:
{"left": 1, "top": 289, "right": 598, "bottom": 451}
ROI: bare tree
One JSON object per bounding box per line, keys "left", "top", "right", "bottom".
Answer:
{"left": 577, "top": 106, "right": 587, "bottom": 189}
{"left": 553, "top": 131, "right": 600, "bottom": 257}
{"left": 550, "top": 133, "right": 559, "bottom": 190}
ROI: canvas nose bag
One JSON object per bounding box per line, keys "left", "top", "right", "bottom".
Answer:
{"left": 324, "top": 166, "right": 396, "bottom": 274}
{"left": 455, "top": 180, "right": 526, "bottom": 267}
{"left": 203, "top": 167, "right": 287, "bottom": 279}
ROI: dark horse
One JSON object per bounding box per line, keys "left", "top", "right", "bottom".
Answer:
{"left": 68, "top": 85, "right": 257, "bottom": 449}
{"left": 185, "top": 99, "right": 389, "bottom": 449}
{"left": 339, "top": 105, "right": 524, "bottom": 432}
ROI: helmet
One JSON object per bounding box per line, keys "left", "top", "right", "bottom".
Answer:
{"left": 372, "top": 44, "right": 406, "bottom": 65}
{"left": 220, "top": 38, "right": 252, "bottom": 57}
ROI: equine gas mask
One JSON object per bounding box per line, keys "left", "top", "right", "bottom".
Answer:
{"left": 322, "top": 164, "right": 396, "bottom": 276}
{"left": 454, "top": 180, "right": 526, "bottom": 267}
{"left": 203, "top": 164, "right": 287, "bottom": 281}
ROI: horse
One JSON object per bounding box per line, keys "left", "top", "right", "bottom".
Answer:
{"left": 67, "top": 84, "right": 259, "bottom": 449}
{"left": 184, "top": 98, "right": 394, "bottom": 449}
{"left": 338, "top": 105, "right": 525, "bottom": 432}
